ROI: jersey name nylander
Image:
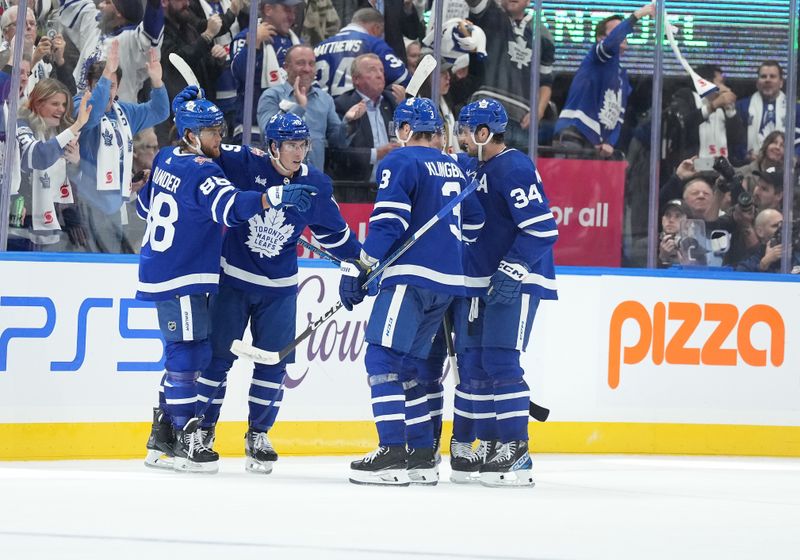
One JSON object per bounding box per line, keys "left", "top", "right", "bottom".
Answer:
{"left": 136, "top": 148, "right": 264, "bottom": 301}
{"left": 215, "top": 144, "right": 360, "bottom": 295}
{"left": 465, "top": 148, "right": 558, "bottom": 300}
{"left": 363, "top": 146, "right": 484, "bottom": 295}
{"left": 314, "top": 26, "right": 409, "bottom": 96}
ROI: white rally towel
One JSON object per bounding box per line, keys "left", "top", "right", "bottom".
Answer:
{"left": 261, "top": 31, "right": 300, "bottom": 89}
{"left": 96, "top": 102, "right": 134, "bottom": 197}
{"left": 746, "top": 91, "right": 786, "bottom": 155}
{"left": 694, "top": 92, "right": 728, "bottom": 159}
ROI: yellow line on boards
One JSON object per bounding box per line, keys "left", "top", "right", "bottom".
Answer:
{"left": 0, "top": 421, "right": 798, "bottom": 461}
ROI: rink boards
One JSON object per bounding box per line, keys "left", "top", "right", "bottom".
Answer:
{"left": 1, "top": 254, "right": 799, "bottom": 460}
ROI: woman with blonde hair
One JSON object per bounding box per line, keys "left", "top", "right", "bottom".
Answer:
{"left": 10, "top": 78, "right": 91, "bottom": 250}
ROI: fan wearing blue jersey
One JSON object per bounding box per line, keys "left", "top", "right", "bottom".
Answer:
{"left": 139, "top": 86, "right": 316, "bottom": 474}
{"left": 313, "top": 7, "right": 409, "bottom": 97}
{"left": 338, "top": 98, "right": 483, "bottom": 486}
{"left": 455, "top": 98, "right": 558, "bottom": 487}
{"left": 195, "top": 112, "right": 359, "bottom": 475}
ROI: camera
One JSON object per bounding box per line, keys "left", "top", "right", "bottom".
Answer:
{"left": 770, "top": 223, "right": 782, "bottom": 247}
{"left": 712, "top": 156, "right": 752, "bottom": 211}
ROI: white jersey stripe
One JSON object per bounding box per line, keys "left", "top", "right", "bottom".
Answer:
{"left": 381, "top": 264, "right": 465, "bottom": 287}
{"left": 220, "top": 257, "right": 298, "bottom": 288}
{"left": 138, "top": 273, "right": 219, "bottom": 294}
{"left": 369, "top": 212, "right": 410, "bottom": 230}
{"left": 371, "top": 394, "right": 405, "bottom": 405}
{"left": 517, "top": 213, "right": 555, "bottom": 228}
{"left": 210, "top": 185, "right": 235, "bottom": 223}
{"left": 375, "top": 414, "right": 405, "bottom": 423}
{"left": 374, "top": 201, "right": 412, "bottom": 212}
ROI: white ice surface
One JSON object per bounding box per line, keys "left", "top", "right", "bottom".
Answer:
{"left": 1, "top": 454, "right": 799, "bottom": 560}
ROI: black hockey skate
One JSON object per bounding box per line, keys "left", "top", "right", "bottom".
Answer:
{"left": 408, "top": 447, "right": 438, "bottom": 486}
{"left": 449, "top": 439, "right": 482, "bottom": 484}
{"left": 173, "top": 417, "right": 219, "bottom": 474}
{"left": 479, "top": 440, "right": 534, "bottom": 488}
{"left": 245, "top": 429, "right": 278, "bottom": 474}
{"left": 349, "top": 446, "right": 410, "bottom": 486}
{"left": 144, "top": 407, "right": 174, "bottom": 470}
{"left": 476, "top": 439, "right": 497, "bottom": 463}
{"left": 200, "top": 424, "right": 216, "bottom": 449}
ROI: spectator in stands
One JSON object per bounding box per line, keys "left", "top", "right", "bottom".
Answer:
{"left": 8, "top": 78, "right": 91, "bottom": 251}
{"left": 405, "top": 39, "right": 422, "bottom": 74}
{"left": 1, "top": 5, "right": 77, "bottom": 98}
{"left": 58, "top": 0, "right": 164, "bottom": 102}
{"left": 735, "top": 209, "right": 798, "bottom": 272}
{"left": 256, "top": 44, "right": 348, "bottom": 170}
{"left": 297, "top": 0, "right": 340, "bottom": 46}
{"left": 752, "top": 165, "right": 784, "bottom": 212}
{"left": 188, "top": 0, "right": 243, "bottom": 139}
{"left": 554, "top": 3, "right": 654, "bottom": 158}
{"left": 314, "top": 7, "right": 409, "bottom": 97}
{"left": 231, "top": 0, "right": 302, "bottom": 141}
{"left": 679, "top": 175, "right": 742, "bottom": 266}
{"left": 737, "top": 130, "right": 784, "bottom": 193}
{"left": 735, "top": 61, "right": 800, "bottom": 162}
{"left": 662, "top": 64, "right": 746, "bottom": 175}
{"left": 158, "top": 0, "right": 228, "bottom": 144}
{"left": 418, "top": 61, "right": 458, "bottom": 152}
{"left": 464, "top": 0, "right": 554, "bottom": 151}
{"left": 72, "top": 41, "right": 169, "bottom": 254}
{"left": 658, "top": 198, "right": 685, "bottom": 268}
{"left": 328, "top": 53, "right": 399, "bottom": 186}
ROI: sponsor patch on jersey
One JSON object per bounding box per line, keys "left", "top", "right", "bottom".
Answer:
{"left": 248, "top": 147, "right": 266, "bottom": 157}
{"left": 167, "top": 321, "right": 177, "bottom": 332}
{"left": 194, "top": 156, "right": 211, "bottom": 164}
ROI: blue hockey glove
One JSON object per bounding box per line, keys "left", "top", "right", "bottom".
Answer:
{"left": 171, "top": 85, "right": 204, "bottom": 111}
{"left": 485, "top": 258, "right": 531, "bottom": 306}
{"left": 339, "top": 258, "right": 370, "bottom": 311}
{"left": 266, "top": 183, "right": 318, "bottom": 213}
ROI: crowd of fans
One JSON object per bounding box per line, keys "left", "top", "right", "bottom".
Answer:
{"left": 1, "top": 0, "right": 798, "bottom": 273}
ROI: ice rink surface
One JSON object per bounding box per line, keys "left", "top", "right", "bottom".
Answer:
{"left": 1, "top": 454, "right": 799, "bottom": 560}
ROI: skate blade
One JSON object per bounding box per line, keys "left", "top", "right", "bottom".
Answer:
{"left": 245, "top": 458, "right": 274, "bottom": 475}
{"left": 144, "top": 449, "right": 174, "bottom": 470}
{"left": 409, "top": 467, "right": 439, "bottom": 486}
{"left": 349, "top": 468, "right": 411, "bottom": 486}
{"left": 173, "top": 457, "right": 219, "bottom": 474}
{"left": 449, "top": 469, "right": 481, "bottom": 484}
{"left": 479, "top": 470, "right": 535, "bottom": 488}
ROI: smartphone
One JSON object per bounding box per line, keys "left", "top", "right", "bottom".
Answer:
{"left": 694, "top": 156, "right": 716, "bottom": 172}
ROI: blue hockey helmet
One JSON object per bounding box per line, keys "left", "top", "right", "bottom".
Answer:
{"left": 468, "top": 98, "right": 508, "bottom": 134}
{"left": 457, "top": 101, "right": 477, "bottom": 127}
{"left": 173, "top": 86, "right": 225, "bottom": 137}
{"left": 392, "top": 97, "right": 442, "bottom": 134}
{"left": 265, "top": 112, "right": 310, "bottom": 145}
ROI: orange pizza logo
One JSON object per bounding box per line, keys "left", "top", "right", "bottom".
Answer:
{"left": 608, "top": 301, "right": 784, "bottom": 389}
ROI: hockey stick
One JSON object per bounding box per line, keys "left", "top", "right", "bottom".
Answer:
{"left": 168, "top": 53, "right": 201, "bottom": 91}
{"left": 663, "top": 15, "right": 718, "bottom": 98}
{"left": 406, "top": 54, "right": 437, "bottom": 98}
{"left": 298, "top": 237, "right": 550, "bottom": 421}
{"left": 231, "top": 178, "right": 480, "bottom": 365}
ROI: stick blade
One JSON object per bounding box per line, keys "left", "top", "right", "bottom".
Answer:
{"left": 168, "top": 53, "right": 200, "bottom": 90}
{"left": 231, "top": 339, "right": 282, "bottom": 365}
{"left": 406, "top": 54, "right": 437, "bottom": 98}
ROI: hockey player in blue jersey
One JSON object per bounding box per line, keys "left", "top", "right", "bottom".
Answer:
{"left": 455, "top": 98, "right": 558, "bottom": 487}
{"left": 139, "top": 86, "right": 317, "bottom": 473}
{"left": 314, "top": 7, "right": 409, "bottom": 97}
{"left": 194, "top": 112, "right": 361, "bottom": 474}
{"left": 338, "top": 97, "right": 483, "bottom": 486}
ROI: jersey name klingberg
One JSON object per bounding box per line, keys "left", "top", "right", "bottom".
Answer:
{"left": 424, "top": 161, "right": 464, "bottom": 179}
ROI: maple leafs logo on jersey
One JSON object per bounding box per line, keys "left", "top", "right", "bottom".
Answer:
{"left": 246, "top": 208, "right": 295, "bottom": 259}
{"left": 507, "top": 37, "right": 532, "bottom": 70}
{"left": 598, "top": 88, "right": 623, "bottom": 131}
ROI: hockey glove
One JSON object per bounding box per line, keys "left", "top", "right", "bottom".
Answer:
{"left": 172, "top": 85, "right": 204, "bottom": 108}
{"left": 339, "top": 258, "right": 370, "bottom": 311}
{"left": 266, "top": 183, "right": 319, "bottom": 213}
{"left": 485, "top": 258, "right": 530, "bottom": 306}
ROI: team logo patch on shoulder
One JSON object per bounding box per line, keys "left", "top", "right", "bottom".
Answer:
{"left": 248, "top": 147, "right": 266, "bottom": 157}
{"left": 194, "top": 156, "right": 211, "bottom": 164}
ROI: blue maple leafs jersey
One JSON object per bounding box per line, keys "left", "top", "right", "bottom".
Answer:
{"left": 363, "top": 146, "right": 484, "bottom": 295}
{"left": 465, "top": 148, "right": 558, "bottom": 300}
{"left": 215, "top": 144, "right": 361, "bottom": 295}
{"left": 313, "top": 25, "right": 410, "bottom": 96}
{"left": 136, "top": 148, "right": 265, "bottom": 301}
